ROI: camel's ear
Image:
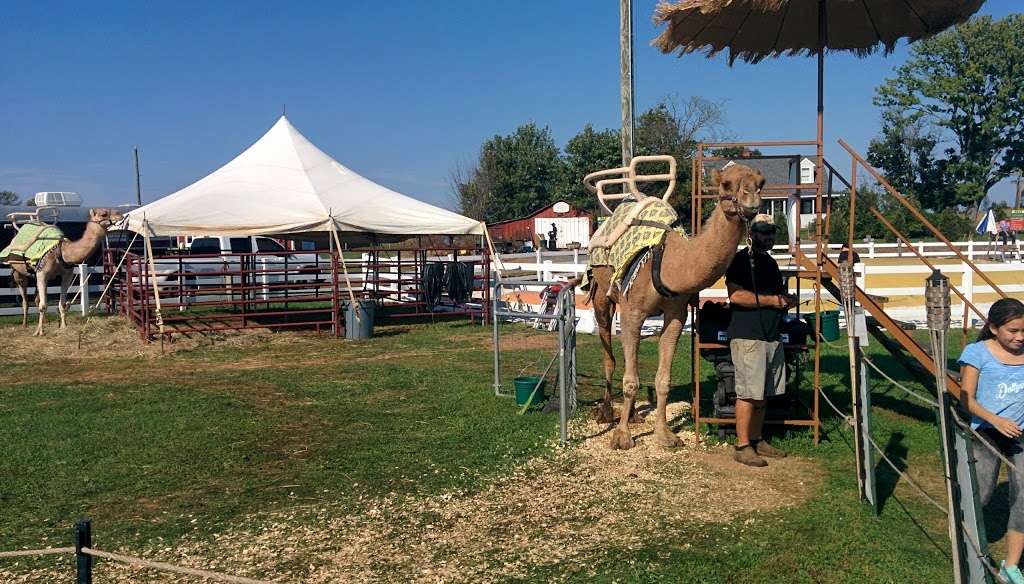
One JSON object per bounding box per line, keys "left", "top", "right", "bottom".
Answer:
{"left": 754, "top": 171, "right": 766, "bottom": 191}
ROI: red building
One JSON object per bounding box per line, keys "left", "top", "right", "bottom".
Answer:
{"left": 487, "top": 201, "right": 593, "bottom": 251}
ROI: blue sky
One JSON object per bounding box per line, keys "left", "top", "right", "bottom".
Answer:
{"left": 2, "top": 1, "right": 1019, "bottom": 210}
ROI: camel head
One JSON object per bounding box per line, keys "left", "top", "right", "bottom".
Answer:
{"left": 710, "top": 164, "right": 764, "bottom": 222}
{"left": 88, "top": 208, "right": 125, "bottom": 229}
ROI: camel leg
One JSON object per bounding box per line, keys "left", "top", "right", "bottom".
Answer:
{"left": 14, "top": 272, "right": 28, "bottom": 328}
{"left": 591, "top": 272, "right": 616, "bottom": 423}
{"left": 610, "top": 305, "right": 644, "bottom": 450}
{"left": 653, "top": 299, "right": 688, "bottom": 448}
{"left": 57, "top": 269, "right": 72, "bottom": 330}
{"left": 34, "top": 271, "right": 48, "bottom": 336}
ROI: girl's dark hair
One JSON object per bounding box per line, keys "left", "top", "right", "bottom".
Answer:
{"left": 979, "top": 298, "right": 1024, "bottom": 340}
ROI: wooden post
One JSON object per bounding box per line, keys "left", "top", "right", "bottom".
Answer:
{"left": 619, "top": 0, "right": 634, "bottom": 166}
{"left": 75, "top": 519, "right": 93, "bottom": 584}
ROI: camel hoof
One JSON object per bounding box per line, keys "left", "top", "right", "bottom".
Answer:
{"left": 609, "top": 428, "right": 635, "bottom": 450}
{"left": 592, "top": 402, "right": 614, "bottom": 424}
{"left": 655, "top": 432, "right": 684, "bottom": 448}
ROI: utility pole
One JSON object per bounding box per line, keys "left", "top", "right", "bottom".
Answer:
{"left": 619, "top": 0, "right": 634, "bottom": 167}
{"left": 1014, "top": 171, "right": 1023, "bottom": 209}
{"left": 133, "top": 147, "right": 142, "bottom": 206}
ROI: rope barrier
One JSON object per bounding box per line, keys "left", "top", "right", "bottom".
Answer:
{"left": 0, "top": 547, "right": 74, "bottom": 558}
{"left": 818, "top": 386, "right": 950, "bottom": 515}
{"left": 959, "top": 519, "right": 1011, "bottom": 584}
{"left": 81, "top": 547, "right": 274, "bottom": 584}
{"left": 860, "top": 355, "right": 941, "bottom": 409}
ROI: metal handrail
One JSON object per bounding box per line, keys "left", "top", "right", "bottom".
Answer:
{"left": 839, "top": 139, "right": 1007, "bottom": 300}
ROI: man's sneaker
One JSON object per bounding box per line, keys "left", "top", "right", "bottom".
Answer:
{"left": 754, "top": 439, "right": 787, "bottom": 458}
{"left": 734, "top": 445, "right": 767, "bottom": 467}
{"left": 1001, "top": 561, "right": 1024, "bottom": 584}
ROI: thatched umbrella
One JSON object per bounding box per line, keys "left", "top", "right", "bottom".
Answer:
{"left": 653, "top": 0, "right": 985, "bottom": 64}
{"left": 653, "top": 0, "right": 985, "bottom": 250}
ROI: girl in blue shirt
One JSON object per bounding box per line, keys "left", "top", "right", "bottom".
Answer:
{"left": 959, "top": 298, "right": 1024, "bottom": 583}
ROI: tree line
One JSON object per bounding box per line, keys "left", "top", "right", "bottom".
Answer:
{"left": 454, "top": 14, "right": 1023, "bottom": 242}
{"left": 452, "top": 95, "right": 730, "bottom": 224}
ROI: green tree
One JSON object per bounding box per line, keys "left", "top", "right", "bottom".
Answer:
{"left": 874, "top": 14, "right": 1024, "bottom": 213}
{"left": 559, "top": 125, "right": 622, "bottom": 214}
{"left": 0, "top": 190, "right": 20, "bottom": 205}
{"left": 453, "top": 123, "right": 566, "bottom": 222}
{"left": 866, "top": 112, "right": 952, "bottom": 209}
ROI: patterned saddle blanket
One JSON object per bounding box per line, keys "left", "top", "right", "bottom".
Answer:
{"left": 0, "top": 223, "right": 65, "bottom": 270}
{"left": 579, "top": 198, "right": 685, "bottom": 294}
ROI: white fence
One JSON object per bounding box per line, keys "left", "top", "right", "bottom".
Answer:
{"left": 489, "top": 246, "right": 1024, "bottom": 324}
{"left": 0, "top": 264, "right": 106, "bottom": 317}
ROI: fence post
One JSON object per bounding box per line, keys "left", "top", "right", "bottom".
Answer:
{"left": 534, "top": 249, "right": 542, "bottom": 281}
{"left": 78, "top": 264, "right": 90, "bottom": 316}
{"left": 74, "top": 519, "right": 92, "bottom": 584}
{"left": 967, "top": 239, "right": 974, "bottom": 261}
{"left": 917, "top": 240, "right": 924, "bottom": 256}
{"left": 868, "top": 239, "right": 875, "bottom": 259}
{"left": 962, "top": 263, "right": 973, "bottom": 323}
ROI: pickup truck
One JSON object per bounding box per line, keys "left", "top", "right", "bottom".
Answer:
{"left": 139, "top": 235, "right": 330, "bottom": 302}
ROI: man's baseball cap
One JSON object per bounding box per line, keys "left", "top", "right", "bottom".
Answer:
{"left": 750, "top": 213, "right": 777, "bottom": 233}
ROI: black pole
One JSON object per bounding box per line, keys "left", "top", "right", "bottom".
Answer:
{"left": 74, "top": 519, "right": 92, "bottom": 584}
{"left": 133, "top": 148, "right": 142, "bottom": 206}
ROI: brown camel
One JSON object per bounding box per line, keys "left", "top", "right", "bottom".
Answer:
{"left": 7, "top": 208, "right": 124, "bottom": 335}
{"left": 590, "top": 164, "right": 764, "bottom": 449}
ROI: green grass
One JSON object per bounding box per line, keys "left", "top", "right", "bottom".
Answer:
{"left": 0, "top": 317, "right": 989, "bottom": 582}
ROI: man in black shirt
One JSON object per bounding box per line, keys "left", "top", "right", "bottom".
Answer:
{"left": 725, "top": 214, "right": 798, "bottom": 467}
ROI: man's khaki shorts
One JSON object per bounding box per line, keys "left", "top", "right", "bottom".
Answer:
{"left": 730, "top": 338, "right": 786, "bottom": 400}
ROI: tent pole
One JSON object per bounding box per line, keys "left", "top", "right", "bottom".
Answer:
{"left": 142, "top": 219, "right": 165, "bottom": 340}
{"left": 328, "top": 219, "right": 361, "bottom": 324}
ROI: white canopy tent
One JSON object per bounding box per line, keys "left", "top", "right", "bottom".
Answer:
{"left": 125, "top": 116, "right": 483, "bottom": 238}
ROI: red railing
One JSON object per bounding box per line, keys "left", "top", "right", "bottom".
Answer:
{"left": 107, "top": 246, "right": 490, "bottom": 341}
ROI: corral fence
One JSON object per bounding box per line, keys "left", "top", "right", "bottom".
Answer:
{"left": 109, "top": 246, "right": 492, "bottom": 340}
{"left": 0, "top": 519, "right": 274, "bottom": 583}
{"left": 0, "top": 264, "right": 105, "bottom": 318}
{"left": 492, "top": 277, "right": 577, "bottom": 443}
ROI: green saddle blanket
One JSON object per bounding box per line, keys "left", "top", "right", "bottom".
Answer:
{"left": 580, "top": 198, "right": 684, "bottom": 292}
{"left": 0, "top": 223, "right": 65, "bottom": 269}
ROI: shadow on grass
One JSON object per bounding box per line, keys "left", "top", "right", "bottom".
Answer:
{"left": 875, "top": 431, "right": 909, "bottom": 510}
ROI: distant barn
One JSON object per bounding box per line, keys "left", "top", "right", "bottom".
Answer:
{"left": 487, "top": 201, "right": 592, "bottom": 252}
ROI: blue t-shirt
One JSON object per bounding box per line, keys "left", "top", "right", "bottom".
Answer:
{"left": 958, "top": 341, "right": 1024, "bottom": 429}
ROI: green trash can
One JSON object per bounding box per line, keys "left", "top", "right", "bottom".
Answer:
{"left": 513, "top": 376, "right": 547, "bottom": 408}
{"left": 805, "top": 310, "right": 840, "bottom": 342}
{"left": 344, "top": 300, "right": 376, "bottom": 340}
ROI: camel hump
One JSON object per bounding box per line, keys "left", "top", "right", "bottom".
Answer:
{"left": 0, "top": 222, "right": 66, "bottom": 268}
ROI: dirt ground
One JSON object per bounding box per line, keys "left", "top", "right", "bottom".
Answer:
{"left": 2, "top": 402, "right": 821, "bottom": 584}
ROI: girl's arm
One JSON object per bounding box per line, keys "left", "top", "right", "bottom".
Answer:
{"left": 961, "top": 365, "right": 1022, "bottom": 438}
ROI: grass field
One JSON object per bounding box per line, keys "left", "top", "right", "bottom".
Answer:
{"left": 0, "top": 314, "right": 1008, "bottom": 582}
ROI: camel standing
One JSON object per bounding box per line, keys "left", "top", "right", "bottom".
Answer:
{"left": 590, "top": 164, "right": 764, "bottom": 449}
{"left": 7, "top": 208, "right": 124, "bottom": 335}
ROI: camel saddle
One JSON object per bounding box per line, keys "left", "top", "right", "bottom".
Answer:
{"left": 579, "top": 197, "right": 685, "bottom": 295}
{"left": 0, "top": 222, "right": 66, "bottom": 271}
